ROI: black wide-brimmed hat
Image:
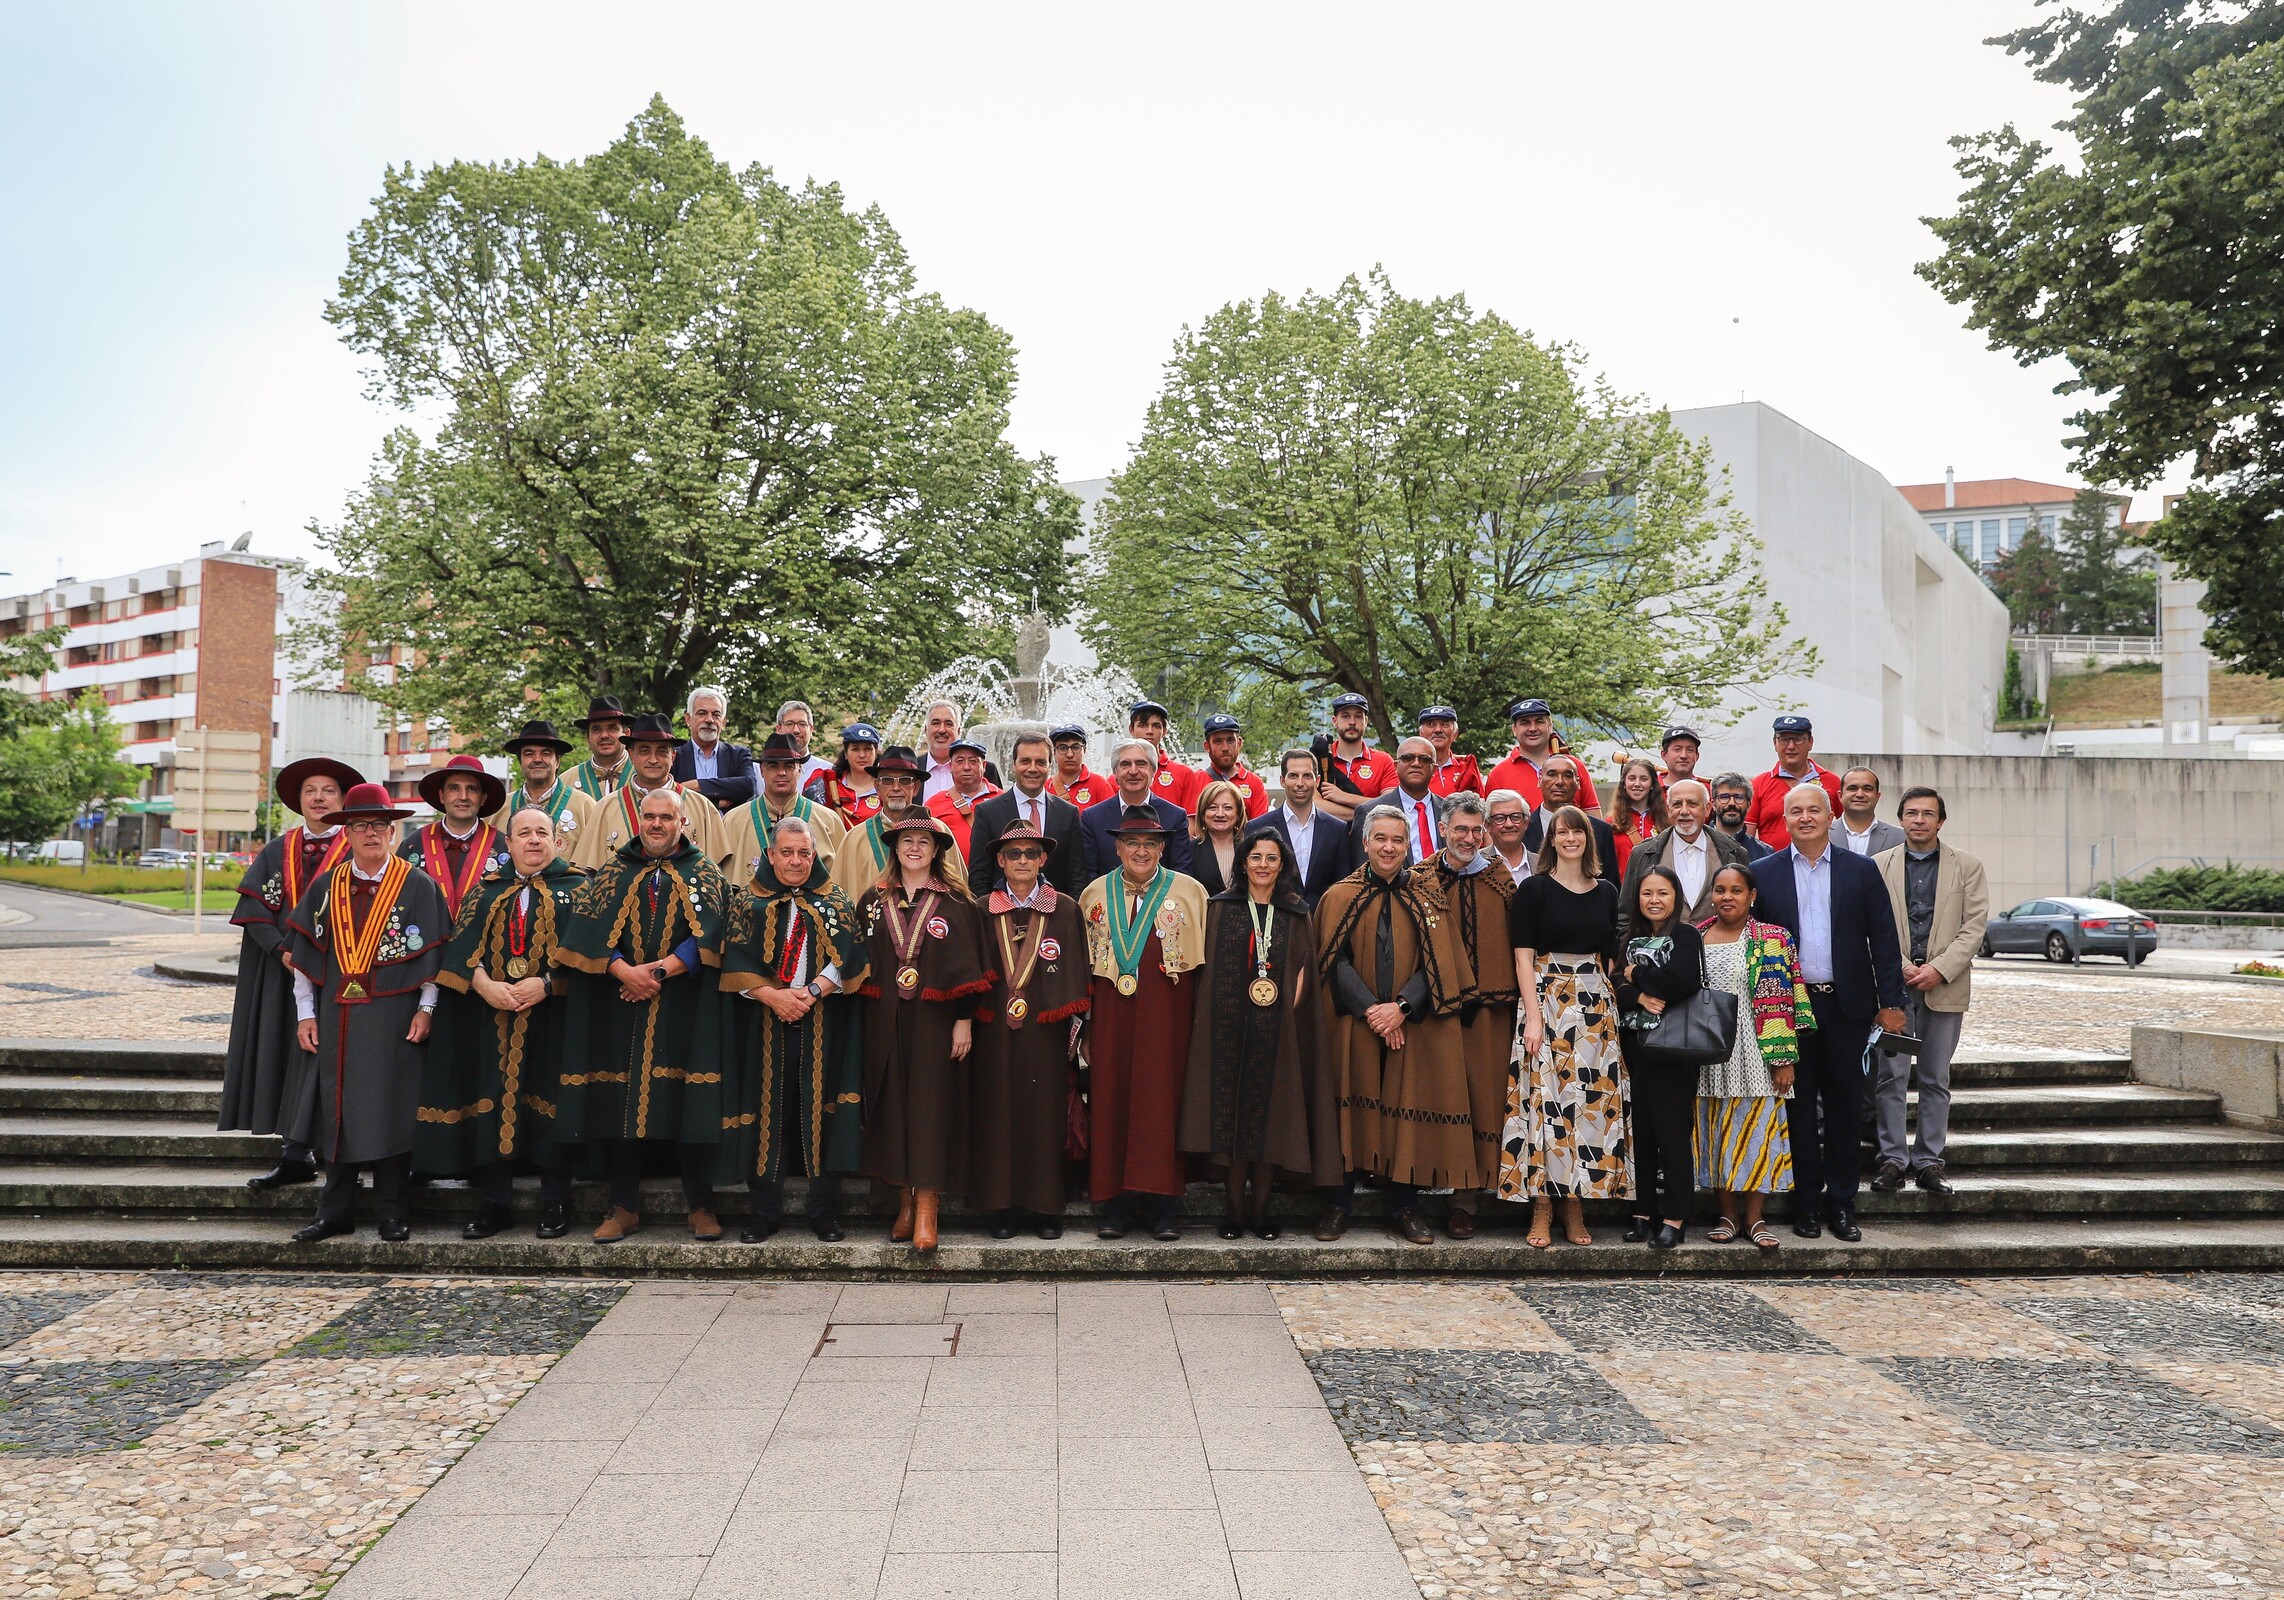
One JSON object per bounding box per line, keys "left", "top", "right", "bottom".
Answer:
{"left": 275, "top": 757, "right": 364, "bottom": 813}
{"left": 622, "top": 712, "right": 680, "bottom": 746}
{"left": 757, "top": 732, "right": 805, "bottom": 763}
{"left": 573, "top": 695, "right": 630, "bottom": 730}
{"left": 502, "top": 718, "right": 573, "bottom": 756}
{"left": 416, "top": 753, "right": 508, "bottom": 815}
{"left": 1105, "top": 805, "right": 1179, "bottom": 840}
{"left": 991, "top": 821, "right": 1060, "bottom": 861}
{"left": 873, "top": 745, "right": 925, "bottom": 777}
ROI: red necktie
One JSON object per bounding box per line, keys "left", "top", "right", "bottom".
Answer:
{"left": 1415, "top": 800, "right": 1430, "bottom": 857}
{"left": 1027, "top": 795, "right": 1039, "bottom": 828}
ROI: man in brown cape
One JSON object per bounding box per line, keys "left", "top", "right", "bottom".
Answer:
{"left": 1313, "top": 806, "right": 1470, "bottom": 1245}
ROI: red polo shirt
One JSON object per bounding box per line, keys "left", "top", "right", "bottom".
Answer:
{"left": 1149, "top": 750, "right": 1194, "bottom": 804}
{"left": 926, "top": 782, "right": 1002, "bottom": 861}
{"left": 1050, "top": 768, "right": 1111, "bottom": 810}
{"left": 1185, "top": 761, "right": 1271, "bottom": 819}
{"left": 1483, "top": 749, "right": 1601, "bottom": 811}
{"left": 1326, "top": 745, "right": 1393, "bottom": 800}
{"left": 1745, "top": 762, "right": 1842, "bottom": 848}
{"left": 1427, "top": 753, "right": 1484, "bottom": 799}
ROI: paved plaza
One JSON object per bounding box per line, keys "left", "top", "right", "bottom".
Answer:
{"left": 7, "top": 1269, "right": 2284, "bottom": 1598}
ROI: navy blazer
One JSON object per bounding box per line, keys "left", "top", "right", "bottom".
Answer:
{"left": 672, "top": 740, "right": 757, "bottom": 810}
{"left": 1245, "top": 807, "right": 1355, "bottom": 909}
{"left": 1753, "top": 843, "right": 1907, "bottom": 1024}
{"left": 1080, "top": 792, "right": 1194, "bottom": 880}
{"left": 967, "top": 787, "right": 1091, "bottom": 900}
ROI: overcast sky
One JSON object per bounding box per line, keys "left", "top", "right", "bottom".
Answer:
{"left": 1, "top": 1, "right": 2142, "bottom": 589}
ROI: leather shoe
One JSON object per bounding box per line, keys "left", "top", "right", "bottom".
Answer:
{"left": 1096, "top": 1216, "right": 1130, "bottom": 1240}
{"left": 1217, "top": 1216, "right": 1245, "bottom": 1240}
{"left": 249, "top": 1161, "right": 318, "bottom": 1191}
{"left": 1870, "top": 1161, "right": 1908, "bottom": 1193}
{"left": 1651, "top": 1221, "right": 1685, "bottom": 1250}
{"left": 1621, "top": 1215, "right": 1654, "bottom": 1244}
{"left": 1914, "top": 1165, "right": 1956, "bottom": 1196}
{"left": 1313, "top": 1206, "right": 1350, "bottom": 1242}
{"left": 689, "top": 1208, "right": 723, "bottom": 1242}
{"left": 1826, "top": 1206, "right": 1863, "bottom": 1243}
{"left": 1037, "top": 1219, "right": 1063, "bottom": 1240}
{"left": 462, "top": 1204, "right": 512, "bottom": 1240}
{"left": 1391, "top": 1211, "right": 1434, "bottom": 1246}
{"left": 813, "top": 1216, "right": 845, "bottom": 1242}
{"left": 990, "top": 1215, "right": 1019, "bottom": 1240}
{"left": 377, "top": 1218, "right": 411, "bottom": 1243}
{"left": 740, "top": 1218, "right": 780, "bottom": 1244}
{"left": 593, "top": 1206, "right": 641, "bottom": 1242}
{"left": 291, "top": 1216, "right": 352, "bottom": 1244}
{"left": 1150, "top": 1217, "right": 1181, "bottom": 1242}
{"left": 536, "top": 1202, "right": 569, "bottom": 1239}
{"left": 1445, "top": 1209, "right": 1477, "bottom": 1240}
{"left": 1792, "top": 1214, "right": 1823, "bottom": 1239}
{"left": 1254, "top": 1221, "right": 1281, "bottom": 1241}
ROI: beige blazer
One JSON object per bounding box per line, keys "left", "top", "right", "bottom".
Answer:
{"left": 1874, "top": 841, "right": 1989, "bottom": 1013}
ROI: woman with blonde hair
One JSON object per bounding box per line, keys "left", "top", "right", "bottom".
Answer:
{"left": 1184, "top": 779, "right": 1248, "bottom": 897}
{"left": 1499, "top": 804, "right": 1627, "bottom": 1248}
{"left": 1603, "top": 756, "right": 1667, "bottom": 876}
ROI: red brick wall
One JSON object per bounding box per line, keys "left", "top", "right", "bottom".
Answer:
{"left": 192, "top": 559, "right": 278, "bottom": 771}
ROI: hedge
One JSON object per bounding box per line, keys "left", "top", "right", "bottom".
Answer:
{"left": 2091, "top": 862, "right": 2284, "bottom": 914}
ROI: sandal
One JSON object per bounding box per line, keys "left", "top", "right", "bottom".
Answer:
{"left": 1749, "top": 1219, "right": 1781, "bottom": 1251}
{"left": 1706, "top": 1217, "right": 1738, "bottom": 1244}
{"left": 1526, "top": 1198, "right": 1552, "bottom": 1250}
{"left": 1560, "top": 1201, "right": 1592, "bottom": 1247}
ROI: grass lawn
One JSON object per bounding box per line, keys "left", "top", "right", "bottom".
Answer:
{"left": 117, "top": 888, "right": 242, "bottom": 914}
{"left": 2045, "top": 662, "right": 2284, "bottom": 726}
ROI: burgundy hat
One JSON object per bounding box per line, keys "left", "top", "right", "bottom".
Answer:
{"left": 991, "top": 820, "right": 1059, "bottom": 861}
{"left": 274, "top": 757, "right": 364, "bottom": 814}
{"left": 1106, "top": 805, "right": 1178, "bottom": 840}
{"left": 417, "top": 753, "right": 508, "bottom": 815}
{"left": 332, "top": 782, "right": 416, "bottom": 824}
{"left": 873, "top": 744, "right": 925, "bottom": 777}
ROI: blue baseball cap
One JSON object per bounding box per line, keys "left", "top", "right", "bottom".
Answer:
{"left": 1772, "top": 714, "right": 1813, "bottom": 736}
{"left": 1201, "top": 713, "right": 1242, "bottom": 736}
{"left": 1507, "top": 697, "right": 1551, "bottom": 719}
{"left": 1416, "top": 705, "right": 1458, "bottom": 725}
{"left": 1128, "top": 699, "right": 1170, "bottom": 721}
{"left": 1329, "top": 692, "right": 1369, "bottom": 712}
{"left": 840, "top": 722, "right": 881, "bottom": 745}
{"left": 948, "top": 737, "right": 988, "bottom": 758}
{"left": 1049, "top": 722, "right": 1088, "bottom": 742}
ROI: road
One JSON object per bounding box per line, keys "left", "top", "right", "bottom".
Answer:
{"left": 0, "top": 878, "right": 188, "bottom": 945}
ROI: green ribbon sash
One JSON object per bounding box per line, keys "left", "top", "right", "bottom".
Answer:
{"left": 1106, "top": 867, "right": 1174, "bottom": 978}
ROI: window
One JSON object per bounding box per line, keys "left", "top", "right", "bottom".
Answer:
{"left": 1928, "top": 520, "right": 1946, "bottom": 540}
{"left": 1980, "top": 519, "right": 2002, "bottom": 565}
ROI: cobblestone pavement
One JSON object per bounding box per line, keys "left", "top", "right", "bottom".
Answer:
{"left": 0, "top": 935, "right": 239, "bottom": 1042}
{"left": 1961, "top": 961, "right": 2284, "bottom": 1055}
{"left": 1278, "top": 1273, "right": 2284, "bottom": 1599}
{"left": 0, "top": 1271, "right": 624, "bottom": 1599}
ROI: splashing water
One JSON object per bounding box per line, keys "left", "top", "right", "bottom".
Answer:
{"left": 884, "top": 656, "right": 1189, "bottom": 771}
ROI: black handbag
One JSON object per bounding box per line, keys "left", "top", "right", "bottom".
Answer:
{"left": 1633, "top": 987, "right": 1740, "bottom": 1069}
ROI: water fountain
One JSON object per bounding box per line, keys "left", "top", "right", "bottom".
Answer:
{"left": 883, "top": 607, "right": 1185, "bottom": 771}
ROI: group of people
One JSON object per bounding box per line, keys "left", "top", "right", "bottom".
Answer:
{"left": 216, "top": 686, "right": 1987, "bottom": 1248}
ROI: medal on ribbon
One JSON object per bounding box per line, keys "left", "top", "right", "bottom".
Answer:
{"left": 1246, "top": 897, "right": 1279, "bottom": 1007}
{"left": 503, "top": 881, "right": 534, "bottom": 980}
{"left": 1106, "top": 869, "right": 1171, "bottom": 1000}
{"left": 328, "top": 857, "right": 411, "bottom": 1006}
{"left": 993, "top": 907, "right": 1048, "bottom": 1030}
{"left": 882, "top": 888, "right": 938, "bottom": 996}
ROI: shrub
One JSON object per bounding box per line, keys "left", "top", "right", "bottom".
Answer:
{"left": 2092, "top": 862, "right": 2284, "bottom": 913}
{"left": 0, "top": 864, "right": 197, "bottom": 895}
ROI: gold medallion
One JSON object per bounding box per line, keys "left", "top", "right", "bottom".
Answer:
{"left": 1248, "top": 976, "right": 1279, "bottom": 1008}
{"left": 338, "top": 980, "right": 367, "bottom": 1002}
{"left": 505, "top": 957, "right": 530, "bottom": 980}
{"left": 1006, "top": 995, "right": 1029, "bottom": 1024}
{"left": 897, "top": 965, "right": 920, "bottom": 993}
{"left": 1115, "top": 972, "right": 1138, "bottom": 996}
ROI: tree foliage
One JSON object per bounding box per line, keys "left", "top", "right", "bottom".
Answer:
{"left": 2094, "top": 860, "right": 2284, "bottom": 913}
{"left": 1989, "top": 528, "right": 2067, "bottom": 633}
{"left": 308, "top": 97, "right": 1078, "bottom": 739}
{"left": 0, "top": 625, "right": 64, "bottom": 744}
{"left": 1082, "top": 271, "right": 1809, "bottom": 754}
{"left": 1919, "top": 1, "right": 2284, "bottom": 672}
{"left": 0, "top": 692, "right": 142, "bottom": 855}
{"left": 2055, "top": 489, "right": 2158, "bottom": 634}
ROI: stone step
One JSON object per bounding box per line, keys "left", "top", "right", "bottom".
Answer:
{"left": 1949, "top": 1053, "right": 2131, "bottom": 1085}
{"left": 0, "top": 1039, "right": 224, "bottom": 1079}
{"left": 1938, "top": 1122, "right": 2284, "bottom": 1168}
{"left": 2, "top": 1211, "right": 2280, "bottom": 1276}
{"left": 0, "top": 1118, "right": 272, "bottom": 1163}
{"left": 1915, "top": 1083, "right": 2221, "bottom": 1126}
{"left": 6, "top": 1164, "right": 2281, "bottom": 1221}
{"left": 0, "top": 1075, "right": 222, "bottom": 1116}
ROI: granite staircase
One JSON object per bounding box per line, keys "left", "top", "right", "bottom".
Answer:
{"left": 0, "top": 1037, "right": 2278, "bottom": 1276}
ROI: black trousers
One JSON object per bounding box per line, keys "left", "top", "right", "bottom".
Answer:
{"left": 477, "top": 1160, "right": 573, "bottom": 1210}
{"left": 1629, "top": 1061, "right": 1698, "bottom": 1223}
{"left": 316, "top": 1152, "right": 411, "bottom": 1225}
{"left": 1101, "top": 1190, "right": 1180, "bottom": 1226}
{"left": 606, "top": 1139, "right": 716, "bottom": 1213}
{"left": 750, "top": 1172, "right": 842, "bottom": 1224}
{"left": 280, "top": 1138, "right": 316, "bottom": 1166}
{"left": 1789, "top": 988, "right": 1872, "bottom": 1209}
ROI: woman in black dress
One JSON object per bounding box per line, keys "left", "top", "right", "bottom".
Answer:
{"left": 1615, "top": 865, "right": 1706, "bottom": 1249}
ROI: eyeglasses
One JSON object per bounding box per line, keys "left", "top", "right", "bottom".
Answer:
{"left": 1489, "top": 813, "right": 1525, "bottom": 825}
{"left": 1001, "top": 847, "right": 1046, "bottom": 861}
{"left": 1395, "top": 753, "right": 1433, "bottom": 764}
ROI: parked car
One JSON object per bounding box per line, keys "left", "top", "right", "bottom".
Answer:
{"left": 32, "top": 840, "right": 85, "bottom": 865}
{"left": 1981, "top": 897, "right": 2158, "bottom": 965}
{"left": 138, "top": 849, "right": 192, "bottom": 870}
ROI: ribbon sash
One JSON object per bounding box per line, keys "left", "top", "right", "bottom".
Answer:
{"left": 745, "top": 794, "right": 813, "bottom": 850}
{"left": 284, "top": 828, "right": 350, "bottom": 911}
{"left": 880, "top": 888, "right": 939, "bottom": 985}
{"left": 421, "top": 822, "right": 495, "bottom": 918}
{"left": 515, "top": 784, "right": 571, "bottom": 823}
{"left": 1247, "top": 897, "right": 1276, "bottom": 975}
{"left": 328, "top": 857, "right": 411, "bottom": 1003}
{"left": 1106, "top": 868, "right": 1173, "bottom": 979}
{"left": 993, "top": 906, "right": 1046, "bottom": 1020}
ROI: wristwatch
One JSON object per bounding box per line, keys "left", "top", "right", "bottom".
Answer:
{"left": 804, "top": 981, "right": 824, "bottom": 999}
{"left": 1396, "top": 998, "right": 1414, "bottom": 1018}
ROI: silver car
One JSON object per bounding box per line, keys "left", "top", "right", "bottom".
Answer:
{"left": 1981, "top": 896, "right": 2157, "bottom": 965}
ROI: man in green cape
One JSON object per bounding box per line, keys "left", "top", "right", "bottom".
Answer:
{"left": 716, "top": 813, "right": 868, "bottom": 1242}
{"left": 550, "top": 788, "right": 730, "bottom": 1242}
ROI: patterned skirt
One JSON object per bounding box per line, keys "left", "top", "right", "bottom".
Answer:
{"left": 1694, "top": 1095, "right": 1793, "bottom": 1193}
{"left": 1497, "top": 955, "right": 1631, "bottom": 1201}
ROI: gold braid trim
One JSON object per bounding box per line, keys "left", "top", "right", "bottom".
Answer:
{"left": 474, "top": 879, "right": 559, "bottom": 1158}
{"left": 417, "top": 1098, "right": 497, "bottom": 1124}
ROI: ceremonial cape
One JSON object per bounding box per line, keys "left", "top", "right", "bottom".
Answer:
{"left": 1078, "top": 868, "right": 1209, "bottom": 1200}
{"left": 550, "top": 836, "right": 729, "bottom": 1143}
{"left": 285, "top": 859, "right": 452, "bottom": 1165}
{"left": 572, "top": 780, "right": 730, "bottom": 873}
{"left": 219, "top": 826, "right": 346, "bottom": 1141}
{"left": 714, "top": 857, "right": 868, "bottom": 1186}
{"left": 414, "top": 858, "right": 584, "bottom": 1173}
{"left": 720, "top": 792, "right": 848, "bottom": 890}
{"left": 856, "top": 878, "right": 994, "bottom": 1192}
{"left": 488, "top": 783, "right": 601, "bottom": 862}
{"left": 395, "top": 820, "right": 508, "bottom": 921}
{"left": 1414, "top": 855, "right": 1523, "bottom": 1182}
{"left": 566, "top": 756, "right": 629, "bottom": 800}
{"left": 828, "top": 810, "right": 972, "bottom": 909}
{"left": 968, "top": 888, "right": 1090, "bottom": 1216}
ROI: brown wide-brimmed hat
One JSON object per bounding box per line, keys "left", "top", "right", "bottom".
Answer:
{"left": 881, "top": 812, "right": 956, "bottom": 855}
{"left": 873, "top": 744, "right": 925, "bottom": 777}
{"left": 416, "top": 753, "right": 508, "bottom": 815}
{"left": 991, "top": 821, "right": 1059, "bottom": 861}
{"left": 1105, "top": 805, "right": 1179, "bottom": 840}
{"left": 332, "top": 781, "right": 416, "bottom": 825}
{"left": 274, "top": 757, "right": 363, "bottom": 814}
{"left": 502, "top": 719, "right": 573, "bottom": 756}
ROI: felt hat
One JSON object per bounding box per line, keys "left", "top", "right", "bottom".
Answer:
{"left": 758, "top": 732, "right": 805, "bottom": 763}
{"left": 990, "top": 820, "right": 1059, "bottom": 861}
{"left": 1105, "top": 804, "right": 1179, "bottom": 840}
{"left": 622, "top": 712, "right": 680, "bottom": 746}
{"left": 274, "top": 757, "right": 364, "bottom": 814}
{"left": 881, "top": 812, "right": 957, "bottom": 857}
{"left": 502, "top": 718, "right": 573, "bottom": 756}
{"left": 572, "top": 695, "right": 629, "bottom": 731}
{"left": 417, "top": 753, "right": 508, "bottom": 815}
{"left": 332, "top": 782, "right": 416, "bottom": 824}
{"left": 873, "top": 745, "right": 925, "bottom": 777}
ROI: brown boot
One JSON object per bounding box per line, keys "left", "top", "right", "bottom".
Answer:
{"left": 593, "top": 1206, "right": 641, "bottom": 1243}
{"left": 891, "top": 1187, "right": 916, "bottom": 1242}
{"left": 913, "top": 1189, "right": 940, "bottom": 1252}
{"left": 688, "top": 1208, "right": 722, "bottom": 1242}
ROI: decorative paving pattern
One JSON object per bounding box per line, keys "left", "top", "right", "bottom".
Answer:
{"left": 1309, "top": 1347, "right": 1665, "bottom": 1445}
{"left": 2005, "top": 1293, "right": 2284, "bottom": 1362}
{"left": 0, "top": 1290, "right": 109, "bottom": 1349}
{"left": 287, "top": 1283, "right": 623, "bottom": 1359}
{"left": 1515, "top": 1281, "right": 1837, "bottom": 1353}
{"left": 0, "top": 1358, "right": 254, "bottom": 1454}
{"left": 1877, "top": 1356, "right": 2284, "bottom": 1456}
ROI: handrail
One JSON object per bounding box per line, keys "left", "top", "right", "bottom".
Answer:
{"left": 2013, "top": 633, "right": 2160, "bottom": 655}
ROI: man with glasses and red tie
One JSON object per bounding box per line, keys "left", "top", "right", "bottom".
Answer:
{"left": 1347, "top": 737, "right": 1444, "bottom": 865}
{"left": 968, "top": 732, "right": 1092, "bottom": 899}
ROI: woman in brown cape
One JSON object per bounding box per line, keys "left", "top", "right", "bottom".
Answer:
{"left": 968, "top": 822, "right": 1091, "bottom": 1239}
{"left": 857, "top": 813, "right": 993, "bottom": 1251}
{"left": 1179, "top": 828, "right": 1343, "bottom": 1239}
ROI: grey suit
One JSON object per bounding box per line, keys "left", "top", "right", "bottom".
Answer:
{"left": 1615, "top": 825, "right": 1750, "bottom": 941}
{"left": 1837, "top": 819, "right": 1907, "bottom": 859}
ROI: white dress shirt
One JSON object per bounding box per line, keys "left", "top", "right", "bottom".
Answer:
{"left": 1495, "top": 847, "right": 1532, "bottom": 886}
{"left": 1279, "top": 805, "right": 1316, "bottom": 883}
{"left": 1791, "top": 846, "right": 1835, "bottom": 983}
{"left": 1669, "top": 829, "right": 1712, "bottom": 906}
{"left": 1839, "top": 819, "right": 1879, "bottom": 855}
{"left": 293, "top": 859, "right": 440, "bottom": 1019}
{"left": 1010, "top": 784, "right": 1049, "bottom": 830}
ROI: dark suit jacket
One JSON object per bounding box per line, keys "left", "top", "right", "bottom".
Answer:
{"left": 1522, "top": 810, "right": 1623, "bottom": 888}
{"left": 1081, "top": 792, "right": 1194, "bottom": 879}
{"left": 1616, "top": 825, "right": 1751, "bottom": 941}
{"left": 1717, "top": 824, "right": 1774, "bottom": 863}
{"left": 967, "top": 787, "right": 1090, "bottom": 900}
{"left": 673, "top": 740, "right": 757, "bottom": 810}
{"left": 1183, "top": 838, "right": 1239, "bottom": 898}
{"left": 1349, "top": 789, "right": 1444, "bottom": 867}
{"left": 1245, "top": 808, "right": 1355, "bottom": 909}
{"left": 1752, "top": 843, "right": 1907, "bottom": 1024}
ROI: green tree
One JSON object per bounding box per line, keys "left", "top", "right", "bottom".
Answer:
{"left": 0, "top": 624, "right": 64, "bottom": 743}
{"left": 0, "top": 692, "right": 142, "bottom": 865}
{"left": 1082, "top": 272, "right": 1809, "bottom": 753}
{"left": 308, "top": 97, "right": 1077, "bottom": 740}
{"left": 2054, "top": 489, "right": 2157, "bottom": 634}
{"left": 1919, "top": 1, "right": 2284, "bottom": 673}
{"left": 1988, "top": 526, "right": 2066, "bottom": 632}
